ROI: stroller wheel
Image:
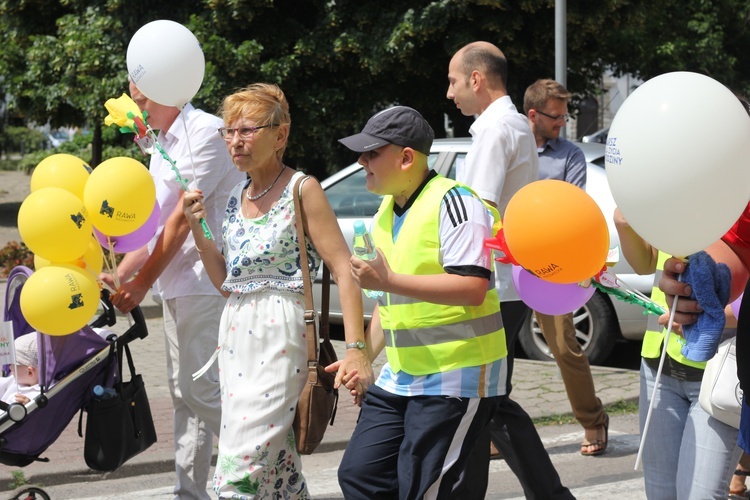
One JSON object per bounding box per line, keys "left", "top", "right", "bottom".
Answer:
{"left": 9, "top": 486, "right": 50, "bottom": 500}
{"left": 7, "top": 403, "right": 27, "bottom": 422}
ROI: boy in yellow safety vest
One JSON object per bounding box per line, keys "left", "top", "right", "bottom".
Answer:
{"left": 333, "top": 105, "right": 508, "bottom": 499}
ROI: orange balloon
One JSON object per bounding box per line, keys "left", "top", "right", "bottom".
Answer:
{"left": 503, "top": 180, "right": 609, "bottom": 284}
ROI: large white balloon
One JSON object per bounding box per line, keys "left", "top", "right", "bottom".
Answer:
{"left": 606, "top": 72, "right": 750, "bottom": 257}
{"left": 126, "top": 20, "right": 205, "bottom": 108}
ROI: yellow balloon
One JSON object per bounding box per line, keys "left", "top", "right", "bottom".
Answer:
{"left": 20, "top": 265, "right": 100, "bottom": 336}
{"left": 33, "top": 254, "right": 47, "bottom": 269}
{"left": 82, "top": 236, "right": 104, "bottom": 275}
{"left": 83, "top": 157, "right": 156, "bottom": 236}
{"left": 30, "top": 154, "right": 91, "bottom": 200}
{"left": 34, "top": 236, "right": 103, "bottom": 277}
{"left": 18, "top": 187, "right": 93, "bottom": 262}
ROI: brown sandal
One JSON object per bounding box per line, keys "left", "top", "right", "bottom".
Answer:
{"left": 581, "top": 414, "right": 609, "bottom": 456}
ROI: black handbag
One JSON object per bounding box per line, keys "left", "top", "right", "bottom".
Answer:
{"left": 80, "top": 341, "right": 157, "bottom": 471}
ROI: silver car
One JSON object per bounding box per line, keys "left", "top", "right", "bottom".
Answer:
{"left": 316, "top": 138, "right": 652, "bottom": 365}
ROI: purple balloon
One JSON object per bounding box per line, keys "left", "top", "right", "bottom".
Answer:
{"left": 94, "top": 201, "right": 161, "bottom": 253}
{"left": 512, "top": 265, "right": 595, "bottom": 315}
{"left": 730, "top": 293, "right": 744, "bottom": 319}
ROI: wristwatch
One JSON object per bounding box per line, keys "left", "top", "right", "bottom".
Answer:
{"left": 346, "top": 341, "right": 367, "bottom": 350}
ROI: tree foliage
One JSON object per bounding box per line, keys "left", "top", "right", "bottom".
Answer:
{"left": 2, "top": 0, "right": 750, "bottom": 176}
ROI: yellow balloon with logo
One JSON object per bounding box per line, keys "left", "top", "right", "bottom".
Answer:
{"left": 30, "top": 154, "right": 92, "bottom": 200}
{"left": 83, "top": 157, "right": 156, "bottom": 236}
{"left": 18, "top": 187, "right": 92, "bottom": 263}
{"left": 34, "top": 235, "right": 104, "bottom": 277}
{"left": 20, "top": 265, "right": 100, "bottom": 335}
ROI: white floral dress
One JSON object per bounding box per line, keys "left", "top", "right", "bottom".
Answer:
{"left": 213, "top": 172, "right": 320, "bottom": 499}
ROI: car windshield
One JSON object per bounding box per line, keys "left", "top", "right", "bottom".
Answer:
{"left": 328, "top": 153, "right": 439, "bottom": 217}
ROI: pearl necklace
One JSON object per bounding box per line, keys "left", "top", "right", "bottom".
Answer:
{"left": 246, "top": 165, "right": 286, "bottom": 201}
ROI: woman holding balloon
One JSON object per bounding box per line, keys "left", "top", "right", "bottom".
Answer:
{"left": 615, "top": 208, "right": 742, "bottom": 499}
{"left": 182, "top": 83, "right": 370, "bottom": 498}
{"left": 606, "top": 73, "right": 750, "bottom": 499}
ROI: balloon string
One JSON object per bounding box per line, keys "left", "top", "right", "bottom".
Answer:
{"left": 105, "top": 237, "right": 121, "bottom": 291}
{"left": 634, "top": 273, "right": 681, "bottom": 470}
{"left": 180, "top": 110, "right": 199, "bottom": 189}
{"left": 129, "top": 111, "right": 213, "bottom": 241}
{"left": 178, "top": 111, "right": 213, "bottom": 242}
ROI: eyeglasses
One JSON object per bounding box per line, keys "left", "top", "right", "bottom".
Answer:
{"left": 535, "top": 110, "right": 569, "bottom": 123}
{"left": 218, "top": 124, "right": 278, "bottom": 141}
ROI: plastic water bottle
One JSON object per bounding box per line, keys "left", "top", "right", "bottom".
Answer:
{"left": 92, "top": 385, "right": 117, "bottom": 400}
{"left": 352, "top": 220, "right": 383, "bottom": 299}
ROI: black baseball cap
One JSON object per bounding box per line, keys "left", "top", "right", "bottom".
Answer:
{"left": 339, "top": 106, "right": 435, "bottom": 156}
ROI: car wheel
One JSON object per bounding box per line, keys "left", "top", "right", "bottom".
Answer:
{"left": 517, "top": 291, "right": 618, "bottom": 366}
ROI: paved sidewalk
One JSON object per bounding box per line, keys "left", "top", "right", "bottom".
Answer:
{"left": 0, "top": 285, "right": 640, "bottom": 492}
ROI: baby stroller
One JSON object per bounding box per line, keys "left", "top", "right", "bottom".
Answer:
{"left": 0, "top": 266, "right": 149, "bottom": 473}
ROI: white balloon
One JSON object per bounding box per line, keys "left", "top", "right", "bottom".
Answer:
{"left": 126, "top": 20, "right": 205, "bottom": 108}
{"left": 605, "top": 71, "right": 750, "bottom": 257}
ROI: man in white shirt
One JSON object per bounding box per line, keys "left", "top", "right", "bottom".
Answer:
{"left": 447, "top": 41, "right": 574, "bottom": 499}
{"left": 102, "top": 82, "right": 245, "bottom": 500}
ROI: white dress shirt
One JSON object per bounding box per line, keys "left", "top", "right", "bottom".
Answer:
{"left": 458, "top": 96, "right": 538, "bottom": 301}
{"left": 149, "top": 103, "right": 245, "bottom": 299}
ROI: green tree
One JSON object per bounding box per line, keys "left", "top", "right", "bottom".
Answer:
{"left": 0, "top": 0, "right": 193, "bottom": 166}
{"left": 605, "top": 0, "right": 750, "bottom": 94}
{"left": 2, "top": 0, "right": 750, "bottom": 176}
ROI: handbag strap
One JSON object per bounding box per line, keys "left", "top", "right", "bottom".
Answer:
{"left": 292, "top": 175, "right": 331, "bottom": 365}
{"left": 115, "top": 341, "right": 137, "bottom": 392}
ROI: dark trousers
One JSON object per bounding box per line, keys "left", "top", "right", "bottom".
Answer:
{"left": 339, "top": 385, "right": 501, "bottom": 500}
{"left": 455, "top": 301, "right": 575, "bottom": 499}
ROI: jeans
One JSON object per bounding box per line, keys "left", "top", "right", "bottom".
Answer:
{"left": 640, "top": 358, "right": 740, "bottom": 499}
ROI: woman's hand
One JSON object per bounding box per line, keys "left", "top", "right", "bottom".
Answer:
{"left": 325, "top": 350, "right": 373, "bottom": 407}
{"left": 659, "top": 257, "right": 702, "bottom": 326}
{"left": 657, "top": 314, "right": 683, "bottom": 336}
{"left": 182, "top": 189, "right": 206, "bottom": 230}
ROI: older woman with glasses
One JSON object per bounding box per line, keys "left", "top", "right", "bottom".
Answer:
{"left": 183, "top": 83, "right": 371, "bottom": 498}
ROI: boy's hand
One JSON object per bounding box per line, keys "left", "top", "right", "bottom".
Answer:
{"left": 350, "top": 248, "right": 390, "bottom": 292}
{"left": 324, "top": 362, "right": 367, "bottom": 406}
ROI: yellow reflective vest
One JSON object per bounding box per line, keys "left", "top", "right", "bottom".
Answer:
{"left": 371, "top": 175, "right": 507, "bottom": 375}
{"left": 641, "top": 251, "right": 706, "bottom": 369}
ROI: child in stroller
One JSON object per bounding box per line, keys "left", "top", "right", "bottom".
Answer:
{"left": 0, "top": 266, "right": 150, "bottom": 492}
{"left": 0, "top": 333, "right": 40, "bottom": 417}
